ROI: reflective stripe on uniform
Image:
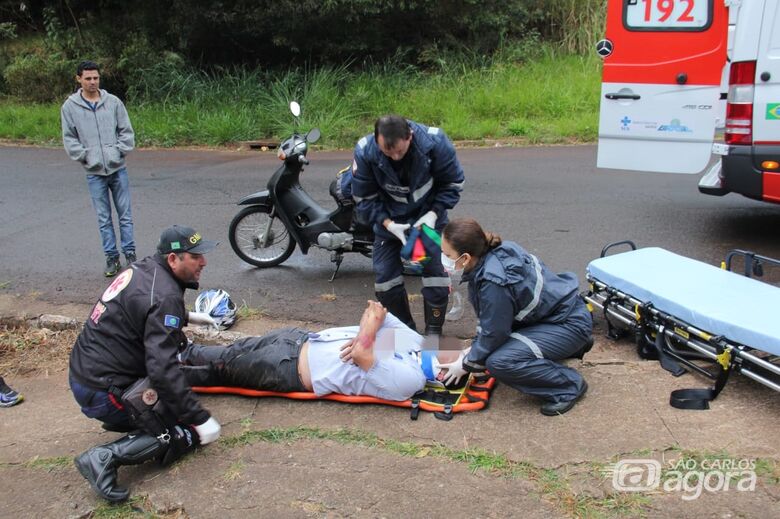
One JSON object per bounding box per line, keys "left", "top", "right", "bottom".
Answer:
{"left": 375, "top": 275, "right": 405, "bottom": 293}
{"left": 445, "top": 181, "right": 465, "bottom": 191}
{"left": 427, "top": 127, "right": 441, "bottom": 135}
{"left": 412, "top": 178, "right": 433, "bottom": 202}
{"left": 464, "top": 357, "right": 486, "bottom": 371}
{"left": 352, "top": 193, "right": 378, "bottom": 203}
{"left": 514, "top": 254, "right": 543, "bottom": 322}
{"left": 358, "top": 137, "right": 368, "bottom": 149}
{"left": 388, "top": 193, "right": 408, "bottom": 204}
{"left": 421, "top": 276, "right": 450, "bottom": 288}
{"left": 510, "top": 332, "right": 544, "bottom": 359}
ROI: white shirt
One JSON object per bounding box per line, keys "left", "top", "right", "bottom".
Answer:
{"left": 307, "top": 313, "right": 427, "bottom": 401}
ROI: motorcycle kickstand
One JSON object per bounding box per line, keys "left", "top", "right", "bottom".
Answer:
{"left": 329, "top": 251, "right": 344, "bottom": 282}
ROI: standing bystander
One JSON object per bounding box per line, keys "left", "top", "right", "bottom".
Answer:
{"left": 61, "top": 60, "right": 137, "bottom": 277}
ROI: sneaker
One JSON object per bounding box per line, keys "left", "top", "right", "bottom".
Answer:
{"left": 0, "top": 379, "right": 23, "bottom": 408}
{"left": 104, "top": 256, "right": 122, "bottom": 277}
{"left": 124, "top": 252, "right": 137, "bottom": 266}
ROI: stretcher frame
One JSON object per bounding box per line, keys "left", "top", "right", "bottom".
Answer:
{"left": 193, "top": 374, "right": 496, "bottom": 421}
{"left": 583, "top": 242, "right": 780, "bottom": 407}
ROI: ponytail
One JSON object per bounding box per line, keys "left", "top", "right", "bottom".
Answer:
{"left": 484, "top": 232, "right": 502, "bottom": 250}
{"left": 443, "top": 218, "right": 501, "bottom": 259}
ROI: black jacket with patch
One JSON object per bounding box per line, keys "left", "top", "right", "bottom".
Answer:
{"left": 69, "top": 255, "right": 209, "bottom": 426}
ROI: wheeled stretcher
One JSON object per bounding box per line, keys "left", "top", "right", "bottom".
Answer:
{"left": 584, "top": 242, "right": 780, "bottom": 409}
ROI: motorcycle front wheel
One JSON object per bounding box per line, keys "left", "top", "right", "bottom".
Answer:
{"left": 229, "top": 205, "right": 296, "bottom": 267}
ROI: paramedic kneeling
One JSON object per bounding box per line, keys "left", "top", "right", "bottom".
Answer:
{"left": 438, "top": 218, "right": 592, "bottom": 416}
{"left": 69, "top": 225, "right": 222, "bottom": 503}
{"left": 180, "top": 300, "right": 434, "bottom": 401}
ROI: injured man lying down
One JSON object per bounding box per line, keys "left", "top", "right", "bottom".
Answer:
{"left": 180, "top": 300, "right": 464, "bottom": 401}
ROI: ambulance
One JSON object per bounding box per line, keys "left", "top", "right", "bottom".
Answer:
{"left": 597, "top": 0, "right": 780, "bottom": 204}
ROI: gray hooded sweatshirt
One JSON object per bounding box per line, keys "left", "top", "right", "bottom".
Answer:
{"left": 61, "top": 88, "right": 135, "bottom": 176}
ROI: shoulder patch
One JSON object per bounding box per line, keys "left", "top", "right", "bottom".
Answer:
{"left": 427, "top": 127, "right": 441, "bottom": 135}
{"left": 101, "top": 269, "right": 133, "bottom": 303}
{"left": 164, "top": 314, "right": 181, "bottom": 328}
{"left": 90, "top": 301, "right": 107, "bottom": 325}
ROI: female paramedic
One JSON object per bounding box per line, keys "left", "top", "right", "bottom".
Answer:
{"left": 437, "top": 217, "right": 592, "bottom": 416}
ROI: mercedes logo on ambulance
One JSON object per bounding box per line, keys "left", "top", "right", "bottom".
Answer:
{"left": 596, "top": 39, "right": 613, "bottom": 58}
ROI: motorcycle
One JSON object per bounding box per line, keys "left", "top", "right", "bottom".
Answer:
{"left": 228, "top": 102, "right": 375, "bottom": 281}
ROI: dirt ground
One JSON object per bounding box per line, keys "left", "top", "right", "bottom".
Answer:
{"left": 0, "top": 293, "right": 778, "bottom": 519}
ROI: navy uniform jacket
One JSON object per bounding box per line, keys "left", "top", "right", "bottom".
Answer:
{"left": 69, "top": 255, "right": 210, "bottom": 426}
{"left": 351, "top": 120, "right": 465, "bottom": 229}
{"left": 461, "top": 242, "right": 582, "bottom": 371}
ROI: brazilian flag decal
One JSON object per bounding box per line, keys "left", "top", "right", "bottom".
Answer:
{"left": 767, "top": 103, "right": 780, "bottom": 120}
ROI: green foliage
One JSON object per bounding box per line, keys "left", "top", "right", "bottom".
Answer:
{"left": 0, "top": 51, "right": 602, "bottom": 147}
{"left": 533, "top": 0, "right": 607, "bottom": 54}
{"left": 0, "top": 100, "right": 62, "bottom": 143}
{"left": 0, "top": 22, "right": 16, "bottom": 40}
{"left": 2, "top": 52, "right": 76, "bottom": 102}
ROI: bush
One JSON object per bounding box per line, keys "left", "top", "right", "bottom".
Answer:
{"left": 3, "top": 52, "right": 76, "bottom": 102}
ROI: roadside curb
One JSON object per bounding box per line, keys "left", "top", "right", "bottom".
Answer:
{"left": 0, "top": 313, "right": 81, "bottom": 331}
{"left": 0, "top": 312, "right": 250, "bottom": 343}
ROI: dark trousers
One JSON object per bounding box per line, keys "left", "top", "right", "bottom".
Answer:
{"left": 372, "top": 225, "right": 449, "bottom": 306}
{"left": 485, "top": 299, "right": 592, "bottom": 404}
{"left": 69, "top": 376, "right": 133, "bottom": 429}
{"left": 180, "top": 328, "right": 310, "bottom": 392}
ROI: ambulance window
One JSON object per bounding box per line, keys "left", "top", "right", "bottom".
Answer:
{"left": 624, "top": 0, "right": 713, "bottom": 31}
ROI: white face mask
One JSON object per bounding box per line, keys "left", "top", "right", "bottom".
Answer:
{"left": 441, "top": 252, "right": 465, "bottom": 277}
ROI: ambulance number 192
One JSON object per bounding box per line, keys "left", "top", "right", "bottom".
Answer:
{"left": 626, "top": 0, "right": 710, "bottom": 30}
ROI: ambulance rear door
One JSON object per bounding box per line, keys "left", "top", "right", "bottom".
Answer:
{"left": 597, "top": 0, "right": 728, "bottom": 173}
{"left": 753, "top": 0, "right": 780, "bottom": 145}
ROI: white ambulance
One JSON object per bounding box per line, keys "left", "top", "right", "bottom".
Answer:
{"left": 597, "top": 0, "right": 780, "bottom": 204}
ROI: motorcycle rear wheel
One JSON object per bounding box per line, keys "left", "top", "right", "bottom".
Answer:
{"left": 229, "top": 205, "right": 295, "bottom": 267}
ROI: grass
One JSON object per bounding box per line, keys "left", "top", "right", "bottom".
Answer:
{"left": 218, "top": 425, "right": 650, "bottom": 517}
{"left": 24, "top": 455, "right": 72, "bottom": 470}
{"left": 0, "top": 50, "right": 601, "bottom": 148}
{"left": 235, "top": 301, "right": 264, "bottom": 320}
{"left": 89, "top": 495, "right": 186, "bottom": 519}
{"left": 223, "top": 460, "right": 245, "bottom": 481}
{"left": 12, "top": 425, "right": 774, "bottom": 517}
{"left": 0, "top": 324, "right": 77, "bottom": 376}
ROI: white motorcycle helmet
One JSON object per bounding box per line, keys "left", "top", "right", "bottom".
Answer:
{"left": 194, "top": 289, "right": 237, "bottom": 330}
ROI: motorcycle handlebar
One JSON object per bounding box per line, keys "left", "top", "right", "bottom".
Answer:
{"left": 298, "top": 155, "right": 309, "bottom": 165}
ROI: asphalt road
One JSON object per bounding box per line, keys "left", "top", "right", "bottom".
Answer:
{"left": 1, "top": 144, "right": 778, "bottom": 326}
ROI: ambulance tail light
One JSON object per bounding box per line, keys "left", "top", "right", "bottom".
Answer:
{"left": 725, "top": 61, "right": 756, "bottom": 145}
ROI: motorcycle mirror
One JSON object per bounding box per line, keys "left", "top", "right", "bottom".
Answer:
{"left": 289, "top": 101, "right": 301, "bottom": 117}
{"left": 306, "top": 128, "right": 321, "bottom": 144}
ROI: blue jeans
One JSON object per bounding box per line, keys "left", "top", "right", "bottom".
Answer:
{"left": 69, "top": 376, "right": 133, "bottom": 429}
{"left": 86, "top": 168, "right": 135, "bottom": 258}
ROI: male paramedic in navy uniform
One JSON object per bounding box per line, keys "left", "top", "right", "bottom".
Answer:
{"left": 69, "top": 224, "right": 222, "bottom": 503}
{"left": 352, "top": 115, "right": 465, "bottom": 335}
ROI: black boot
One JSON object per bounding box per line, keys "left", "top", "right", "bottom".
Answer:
{"left": 424, "top": 300, "right": 447, "bottom": 336}
{"left": 74, "top": 432, "right": 166, "bottom": 502}
{"left": 376, "top": 288, "right": 417, "bottom": 331}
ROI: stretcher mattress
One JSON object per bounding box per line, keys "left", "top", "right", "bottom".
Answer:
{"left": 587, "top": 247, "right": 780, "bottom": 356}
